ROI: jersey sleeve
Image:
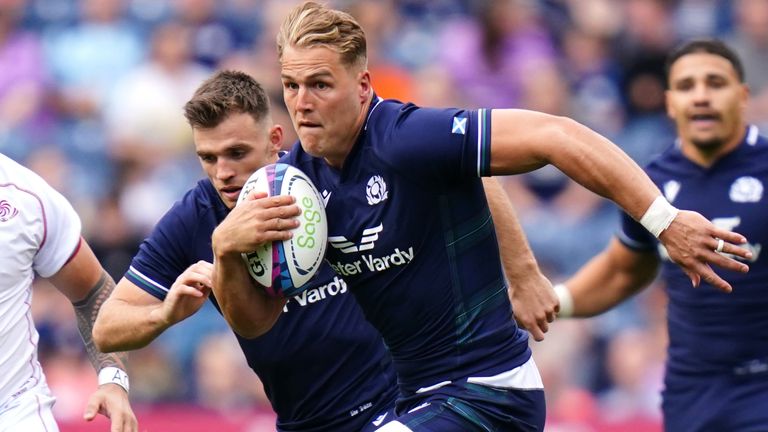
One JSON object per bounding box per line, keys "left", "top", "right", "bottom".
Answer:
{"left": 617, "top": 210, "right": 657, "bottom": 252}
{"left": 32, "top": 178, "right": 82, "bottom": 278}
{"left": 124, "top": 203, "right": 195, "bottom": 300}
{"left": 374, "top": 104, "right": 493, "bottom": 181}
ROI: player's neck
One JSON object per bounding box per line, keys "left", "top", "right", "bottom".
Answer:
{"left": 681, "top": 125, "right": 747, "bottom": 167}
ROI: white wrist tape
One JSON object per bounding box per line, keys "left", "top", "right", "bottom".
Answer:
{"left": 98, "top": 367, "right": 129, "bottom": 394}
{"left": 554, "top": 283, "right": 574, "bottom": 318}
{"left": 639, "top": 196, "right": 679, "bottom": 238}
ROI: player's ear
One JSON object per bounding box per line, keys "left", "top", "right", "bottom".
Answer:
{"left": 358, "top": 70, "right": 371, "bottom": 102}
{"left": 740, "top": 83, "right": 750, "bottom": 111}
{"left": 269, "top": 125, "right": 284, "bottom": 153}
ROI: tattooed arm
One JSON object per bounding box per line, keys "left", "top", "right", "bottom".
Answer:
{"left": 48, "top": 238, "right": 137, "bottom": 432}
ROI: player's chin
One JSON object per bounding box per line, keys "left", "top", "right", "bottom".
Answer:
{"left": 299, "top": 140, "right": 324, "bottom": 157}
{"left": 219, "top": 194, "right": 238, "bottom": 209}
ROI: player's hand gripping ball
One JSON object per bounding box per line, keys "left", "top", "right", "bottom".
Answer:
{"left": 237, "top": 163, "right": 328, "bottom": 297}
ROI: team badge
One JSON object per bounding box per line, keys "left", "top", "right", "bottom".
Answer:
{"left": 366, "top": 175, "right": 388, "bottom": 205}
{"left": 0, "top": 200, "right": 18, "bottom": 222}
{"left": 729, "top": 176, "right": 763, "bottom": 203}
{"left": 663, "top": 180, "right": 680, "bottom": 203}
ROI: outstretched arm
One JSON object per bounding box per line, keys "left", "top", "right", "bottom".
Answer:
{"left": 489, "top": 109, "right": 751, "bottom": 291}
{"left": 558, "top": 238, "right": 659, "bottom": 318}
{"left": 482, "top": 178, "right": 557, "bottom": 341}
{"left": 49, "top": 239, "right": 137, "bottom": 432}
{"left": 93, "top": 261, "right": 213, "bottom": 352}
{"left": 210, "top": 193, "right": 296, "bottom": 339}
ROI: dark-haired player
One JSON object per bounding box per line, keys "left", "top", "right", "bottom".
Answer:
{"left": 557, "top": 38, "right": 768, "bottom": 431}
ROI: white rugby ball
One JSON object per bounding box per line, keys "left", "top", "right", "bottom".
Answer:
{"left": 236, "top": 163, "right": 328, "bottom": 297}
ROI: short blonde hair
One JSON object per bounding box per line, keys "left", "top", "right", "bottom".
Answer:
{"left": 277, "top": 1, "right": 367, "bottom": 68}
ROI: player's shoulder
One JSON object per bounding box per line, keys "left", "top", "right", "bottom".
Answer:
{"left": 0, "top": 153, "right": 49, "bottom": 190}
{"left": 744, "top": 125, "right": 768, "bottom": 156}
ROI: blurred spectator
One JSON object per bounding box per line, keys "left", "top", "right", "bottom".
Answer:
{"left": 0, "top": 0, "right": 50, "bottom": 161}
{"left": 599, "top": 328, "right": 663, "bottom": 424}
{"left": 104, "top": 20, "right": 209, "bottom": 232}
{"left": 726, "top": 0, "right": 768, "bottom": 130}
{"left": 45, "top": 0, "right": 143, "bottom": 121}
{"left": 438, "top": 0, "right": 562, "bottom": 110}
{"left": 170, "top": 0, "right": 258, "bottom": 68}
{"left": 86, "top": 193, "right": 144, "bottom": 281}
{"left": 194, "top": 333, "right": 270, "bottom": 412}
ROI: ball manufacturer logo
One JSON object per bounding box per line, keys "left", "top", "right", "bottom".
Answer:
{"left": 244, "top": 251, "right": 266, "bottom": 277}
{"left": 366, "top": 175, "right": 388, "bottom": 205}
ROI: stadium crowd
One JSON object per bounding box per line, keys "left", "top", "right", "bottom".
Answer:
{"left": 3, "top": 0, "right": 766, "bottom": 430}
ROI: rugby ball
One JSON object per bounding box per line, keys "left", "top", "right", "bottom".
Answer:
{"left": 236, "top": 163, "right": 328, "bottom": 297}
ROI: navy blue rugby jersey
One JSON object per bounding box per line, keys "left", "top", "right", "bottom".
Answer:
{"left": 280, "top": 96, "right": 531, "bottom": 395}
{"left": 125, "top": 179, "right": 397, "bottom": 431}
{"left": 619, "top": 125, "right": 768, "bottom": 376}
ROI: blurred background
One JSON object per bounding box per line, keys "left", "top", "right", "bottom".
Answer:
{"left": 5, "top": 0, "right": 765, "bottom": 430}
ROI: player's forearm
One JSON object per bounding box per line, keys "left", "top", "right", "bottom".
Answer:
{"left": 482, "top": 178, "right": 541, "bottom": 285}
{"left": 73, "top": 271, "right": 130, "bottom": 367}
{"left": 93, "top": 294, "right": 171, "bottom": 352}
{"left": 491, "top": 111, "right": 660, "bottom": 221}
{"left": 564, "top": 247, "right": 657, "bottom": 317}
{"left": 212, "top": 252, "right": 285, "bottom": 339}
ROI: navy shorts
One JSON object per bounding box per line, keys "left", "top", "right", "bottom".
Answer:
{"left": 663, "top": 368, "right": 768, "bottom": 432}
{"left": 374, "top": 380, "right": 546, "bottom": 432}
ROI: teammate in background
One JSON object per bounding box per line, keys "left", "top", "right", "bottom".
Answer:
{"left": 0, "top": 153, "right": 136, "bottom": 431}
{"left": 92, "top": 70, "right": 551, "bottom": 431}
{"left": 212, "top": 4, "right": 752, "bottom": 431}
{"left": 556, "top": 38, "right": 768, "bottom": 431}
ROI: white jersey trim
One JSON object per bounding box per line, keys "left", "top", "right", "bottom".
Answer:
{"left": 128, "top": 265, "right": 170, "bottom": 292}
{"left": 467, "top": 356, "right": 544, "bottom": 390}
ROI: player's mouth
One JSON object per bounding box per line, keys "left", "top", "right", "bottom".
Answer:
{"left": 220, "top": 186, "right": 242, "bottom": 202}
{"left": 298, "top": 120, "right": 321, "bottom": 129}
{"left": 689, "top": 113, "right": 720, "bottom": 128}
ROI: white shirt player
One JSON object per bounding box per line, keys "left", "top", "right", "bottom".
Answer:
{"left": 0, "top": 153, "right": 81, "bottom": 426}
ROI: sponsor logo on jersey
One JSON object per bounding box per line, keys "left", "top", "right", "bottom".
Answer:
{"left": 452, "top": 116, "right": 467, "bottom": 135}
{"left": 282, "top": 275, "right": 348, "bottom": 312}
{"left": 328, "top": 223, "right": 416, "bottom": 276}
{"left": 366, "top": 175, "right": 388, "bottom": 205}
{"left": 329, "top": 224, "right": 383, "bottom": 253}
{"left": 329, "top": 246, "right": 415, "bottom": 276}
{"left": 730, "top": 176, "right": 763, "bottom": 203}
{"left": 663, "top": 180, "right": 680, "bottom": 203}
{"left": 0, "top": 199, "right": 18, "bottom": 222}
